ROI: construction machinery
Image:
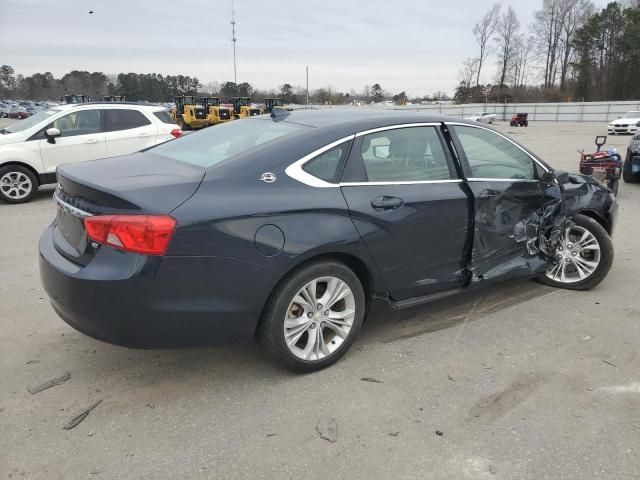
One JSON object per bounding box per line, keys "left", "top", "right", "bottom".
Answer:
{"left": 170, "top": 96, "right": 209, "bottom": 130}
{"left": 64, "top": 94, "right": 91, "bottom": 104}
{"left": 101, "top": 95, "right": 126, "bottom": 102}
{"left": 199, "top": 97, "right": 233, "bottom": 126}
{"left": 264, "top": 98, "right": 285, "bottom": 114}
{"left": 232, "top": 97, "right": 261, "bottom": 119}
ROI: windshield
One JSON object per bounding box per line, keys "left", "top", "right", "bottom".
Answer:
{"left": 5, "top": 108, "right": 62, "bottom": 133}
{"left": 623, "top": 112, "right": 640, "bottom": 119}
{"left": 151, "top": 118, "right": 310, "bottom": 168}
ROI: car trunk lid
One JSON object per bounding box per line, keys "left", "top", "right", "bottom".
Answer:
{"left": 53, "top": 151, "right": 205, "bottom": 265}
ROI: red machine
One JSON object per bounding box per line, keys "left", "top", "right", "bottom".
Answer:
{"left": 579, "top": 136, "right": 622, "bottom": 194}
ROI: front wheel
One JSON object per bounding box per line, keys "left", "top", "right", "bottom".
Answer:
{"left": 0, "top": 165, "right": 38, "bottom": 204}
{"left": 538, "top": 214, "right": 613, "bottom": 291}
{"left": 258, "top": 260, "right": 365, "bottom": 372}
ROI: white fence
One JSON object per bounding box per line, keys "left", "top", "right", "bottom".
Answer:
{"left": 301, "top": 101, "right": 640, "bottom": 123}
{"left": 393, "top": 101, "right": 640, "bottom": 123}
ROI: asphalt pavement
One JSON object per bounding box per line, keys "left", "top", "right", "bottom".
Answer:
{"left": 1, "top": 119, "right": 638, "bottom": 479}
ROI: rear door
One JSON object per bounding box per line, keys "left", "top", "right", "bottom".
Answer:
{"left": 449, "top": 123, "right": 561, "bottom": 279}
{"left": 340, "top": 125, "right": 471, "bottom": 301}
{"left": 104, "top": 108, "right": 157, "bottom": 157}
{"left": 39, "top": 108, "right": 106, "bottom": 173}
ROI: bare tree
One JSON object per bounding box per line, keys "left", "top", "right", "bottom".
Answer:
{"left": 533, "top": 0, "right": 565, "bottom": 88}
{"left": 473, "top": 2, "right": 502, "bottom": 86}
{"left": 495, "top": 6, "right": 520, "bottom": 98}
{"left": 459, "top": 57, "right": 480, "bottom": 87}
{"left": 558, "top": 0, "right": 594, "bottom": 90}
{"left": 511, "top": 38, "right": 533, "bottom": 100}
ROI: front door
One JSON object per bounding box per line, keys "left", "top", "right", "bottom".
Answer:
{"left": 449, "top": 124, "right": 562, "bottom": 280}
{"left": 40, "top": 109, "right": 106, "bottom": 173}
{"left": 340, "top": 125, "right": 471, "bottom": 301}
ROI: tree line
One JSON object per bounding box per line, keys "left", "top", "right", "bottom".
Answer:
{"left": 0, "top": 67, "right": 451, "bottom": 106}
{"left": 455, "top": 0, "right": 640, "bottom": 103}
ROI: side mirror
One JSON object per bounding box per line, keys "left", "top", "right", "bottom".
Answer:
{"left": 373, "top": 145, "right": 390, "bottom": 159}
{"left": 45, "top": 127, "right": 61, "bottom": 144}
{"left": 541, "top": 170, "right": 556, "bottom": 185}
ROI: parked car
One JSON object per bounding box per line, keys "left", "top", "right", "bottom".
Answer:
{"left": 464, "top": 112, "right": 496, "bottom": 124}
{"left": 0, "top": 106, "right": 10, "bottom": 118}
{"left": 608, "top": 111, "right": 640, "bottom": 135}
{"left": 622, "top": 133, "right": 640, "bottom": 183}
{"left": 0, "top": 103, "right": 182, "bottom": 203}
{"left": 7, "top": 110, "right": 30, "bottom": 119}
{"left": 39, "top": 110, "right": 616, "bottom": 372}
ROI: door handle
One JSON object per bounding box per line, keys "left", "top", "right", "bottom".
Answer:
{"left": 371, "top": 195, "right": 404, "bottom": 211}
{"left": 85, "top": 138, "right": 98, "bottom": 144}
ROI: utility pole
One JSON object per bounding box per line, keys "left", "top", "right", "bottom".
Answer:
{"left": 231, "top": 0, "right": 237, "bottom": 84}
{"left": 306, "top": 66, "right": 309, "bottom": 105}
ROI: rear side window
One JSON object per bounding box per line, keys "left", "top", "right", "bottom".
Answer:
{"left": 303, "top": 145, "right": 346, "bottom": 183}
{"left": 104, "top": 109, "right": 151, "bottom": 132}
{"left": 153, "top": 110, "right": 176, "bottom": 125}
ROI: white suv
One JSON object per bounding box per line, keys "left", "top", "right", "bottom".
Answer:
{"left": 0, "top": 103, "right": 182, "bottom": 203}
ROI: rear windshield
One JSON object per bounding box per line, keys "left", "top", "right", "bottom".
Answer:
{"left": 153, "top": 110, "right": 175, "bottom": 124}
{"left": 151, "top": 118, "right": 309, "bottom": 168}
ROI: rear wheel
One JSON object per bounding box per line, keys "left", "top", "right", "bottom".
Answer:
{"left": 0, "top": 165, "right": 38, "bottom": 204}
{"left": 538, "top": 214, "right": 613, "bottom": 291}
{"left": 258, "top": 261, "right": 365, "bottom": 372}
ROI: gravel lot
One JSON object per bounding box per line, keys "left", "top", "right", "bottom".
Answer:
{"left": 1, "top": 118, "right": 639, "bottom": 480}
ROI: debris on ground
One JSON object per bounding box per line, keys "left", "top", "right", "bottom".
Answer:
{"left": 488, "top": 464, "right": 497, "bottom": 475}
{"left": 25, "top": 360, "right": 40, "bottom": 365}
{"left": 63, "top": 400, "right": 102, "bottom": 430}
{"left": 360, "top": 377, "right": 384, "bottom": 384}
{"left": 144, "top": 403, "right": 156, "bottom": 409}
{"left": 317, "top": 418, "right": 337, "bottom": 443}
{"left": 602, "top": 360, "right": 618, "bottom": 367}
{"left": 265, "top": 433, "right": 277, "bottom": 438}
{"left": 448, "top": 374, "right": 456, "bottom": 382}
{"left": 27, "top": 372, "right": 71, "bottom": 395}
{"left": 581, "top": 335, "right": 592, "bottom": 341}
{"left": 388, "top": 431, "right": 400, "bottom": 437}
{"left": 435, "top": 430, "right": 444, "bottom": 436}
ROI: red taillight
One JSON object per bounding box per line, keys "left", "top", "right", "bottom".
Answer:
{"left": 170, "top": 128, "right": 182, "bottom": 138}
{"left": 84, "top": 215, "right": 176, "bottom": 256}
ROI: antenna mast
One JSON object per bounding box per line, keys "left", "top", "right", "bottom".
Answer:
{"left": 231, "top": 0, "right": 237, "bottom": 84}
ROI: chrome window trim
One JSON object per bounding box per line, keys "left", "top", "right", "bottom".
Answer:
{"left": 466, "top": 178, "right": 535, "bottom": 183}
{"left": 284, "top": 134, "right": 355, "bottom": 188}
{"left": 53, "top": 192, "right": 93, "bottom": 218}
{"left": 445, "top": 122, "right": 550, "bottom": 178}
{"left": 354, "top": 122, "right": 442, "bottom": 137}
{"left": 286, "top": 123, "right": 455, "bottom": 188}
{"left": 341, "top": 179, "right": 462, "bottom": 187}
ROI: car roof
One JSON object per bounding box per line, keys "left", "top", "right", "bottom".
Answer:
{"left": 278, "top": 108, "right": 471, "bottom": 132}
{"left": 52, "top": 102, "right": 165, "bottom": 112}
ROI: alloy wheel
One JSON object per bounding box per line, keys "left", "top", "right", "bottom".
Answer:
{"left": 545, "top": 225, "right": 601, "bottom": 283}
{"left": 283, "top": 276, "right": 356, "bottom": 361}
{"left": 0, "top": 171, "right": 33, "bottom": 200}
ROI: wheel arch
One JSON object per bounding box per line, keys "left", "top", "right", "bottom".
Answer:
{"left": 0, "top": 161, "right": 43, "bottom": 185}
{"left": 254, "top": 251, "right": 382, "bottom": 335}
{"left": 577, "top": 209, "right": 611, "bottom": 235}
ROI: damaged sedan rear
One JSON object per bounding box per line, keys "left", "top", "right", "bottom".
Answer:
{"left": 39, "top": 110, "right": 617, "bottom": 372}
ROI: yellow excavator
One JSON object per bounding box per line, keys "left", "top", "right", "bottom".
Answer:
{"left": 200, "top": 97, "right": 233, "bottom": 126}
{"left": 171, "top": 96, "right": 209, "bottom": 130}
{"left": 232, "top": 97, "right": 261, "bottom": 119}
{"left": 264, "top": 98, "right": 285, "bottom": 114}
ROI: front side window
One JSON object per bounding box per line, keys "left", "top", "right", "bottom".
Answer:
{"left": 104, "top": 109, "right": 151, "bottom": 131}
{"left": 51, "top": 109, "right": 102, "bottom": 137}
{"left": 453, "top": 126, "right": 537, "bottom": 180}
{"left": 356, "top": 126, "right": 453, "bottom": 182}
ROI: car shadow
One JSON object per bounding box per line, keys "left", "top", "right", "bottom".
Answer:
{"left": 53, "top": 278, "right": 556, "bottom": 389}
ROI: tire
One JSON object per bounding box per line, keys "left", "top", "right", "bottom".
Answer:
{"left": 623, "top": 155, "right": 639, "bottom": 183}
{"left": 258, "top": 260, "right": 366, "bottom": 373}
{"left": 0, "top": 165, "right": 38, "bottom": 204}
{"left": 524, "top": 121, "right": 529, "bottom": 127}
{"left": 537, "top": 214, "right": 613, "bottom": 291}
{"left": 510, "top": 121, "right": 516, "bottom": 127}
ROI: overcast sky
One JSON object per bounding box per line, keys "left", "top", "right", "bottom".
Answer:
{"left": 1, "top": 0, "right": 612, "bottom": 96}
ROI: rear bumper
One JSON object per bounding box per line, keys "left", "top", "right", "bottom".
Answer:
{"left": 39, "top": 225, "right": 282, "bottom": 348}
